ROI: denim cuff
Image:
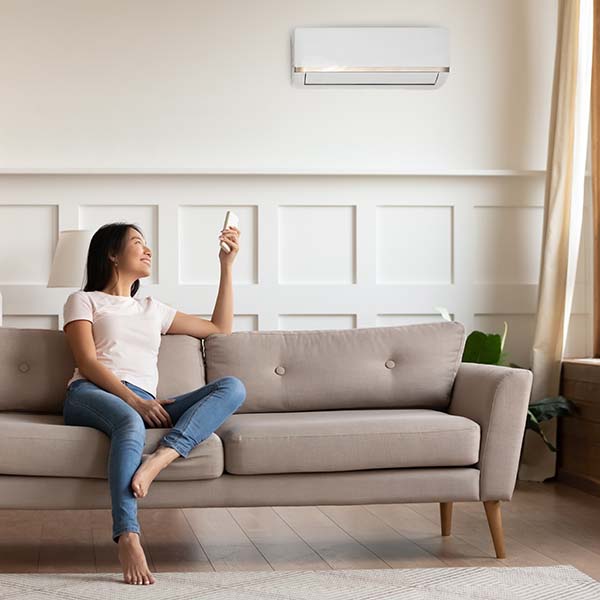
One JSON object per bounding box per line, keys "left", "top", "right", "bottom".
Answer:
{"left": 113, "top": 526, "right": 141, "bottom": 544}
{"left": 159, "top": 436, "right": 189, "bottom": 459}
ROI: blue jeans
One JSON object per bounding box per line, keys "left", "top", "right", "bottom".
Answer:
{"left": 62, "top": 376, "right": 246, "bottom": 544}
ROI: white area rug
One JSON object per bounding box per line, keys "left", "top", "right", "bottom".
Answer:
{"left": 0, "top": 565, "right": 599, "bottom": 599}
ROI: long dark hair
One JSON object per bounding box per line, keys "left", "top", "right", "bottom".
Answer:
{"left": 83, "top": 222, "right": 145, "bottom": 297}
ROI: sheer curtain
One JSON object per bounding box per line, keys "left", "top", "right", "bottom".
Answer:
{"left": 518, "top": 0, "right": 594, "bottom": 481}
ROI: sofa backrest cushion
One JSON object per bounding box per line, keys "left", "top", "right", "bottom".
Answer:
{"left": 0, "top": 327, "right": 206, "bottom": 414}
{"left": 204, "top": 321, "right": 466, "bottom": 413}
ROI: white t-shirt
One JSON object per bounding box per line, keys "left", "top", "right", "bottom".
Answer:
{"left": 63, "top": 290, "right": 178, "bottom": 398}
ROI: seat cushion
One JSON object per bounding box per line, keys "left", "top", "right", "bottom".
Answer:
{"left": 215, "top": 409, "right": 480, "bottom": 475}
{"left": 0, "top": 412, "right": 223, "bottom": 480}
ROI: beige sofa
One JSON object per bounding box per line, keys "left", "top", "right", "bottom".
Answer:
{"left": 0, "top": 320, "right": 533, "bottom": 559}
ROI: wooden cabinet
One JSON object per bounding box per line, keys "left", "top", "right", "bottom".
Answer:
{"left": 558, "top": 359, "right": 600, "bottom": 497}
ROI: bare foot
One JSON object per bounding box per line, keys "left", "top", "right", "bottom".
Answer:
{"left": 117, "top": 532, "right": 155, "bottom": 585}
{"left": 131, "top": 446, "right": 180, "bottom": 499}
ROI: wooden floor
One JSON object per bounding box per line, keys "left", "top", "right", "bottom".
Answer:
{"left": 1, "top": 479, "right": 599, "bottom": 582}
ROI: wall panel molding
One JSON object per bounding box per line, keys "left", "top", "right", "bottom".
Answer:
{"left": 0, "top": 172, "right": 592, "bottom": 367}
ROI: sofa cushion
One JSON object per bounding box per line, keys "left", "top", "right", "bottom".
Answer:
{"left": 215, "top": 408, "right": 480, "bottom": 475}
{"left": 0, "top": 327, "right": 206, "bottom": 414}
{"left": 204, "top": 321, "right": 466, "bottom": 413}
{"left": 0, "top": 412, "right": 223, "bottom": 480}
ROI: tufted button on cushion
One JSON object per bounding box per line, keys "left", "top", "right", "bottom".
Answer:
{"left": 18, "top": 362, "right": 30, "bottom": 373}
{"left": 385, "top": 359, "right": 395, "bottom": 369}
{"left": 274, "top": 365, "right": 286, "bottom": 375}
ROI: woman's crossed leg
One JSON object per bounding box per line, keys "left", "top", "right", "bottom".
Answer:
{"left": 130, "top": 376, "right": 246, "bottom": 499}
{"left": 63, "top": 375, "right": 246, "bottom": 584}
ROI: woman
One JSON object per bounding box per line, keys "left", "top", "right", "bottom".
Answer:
{"left": 62, "top": 221, "right": 245, "bottom": 586}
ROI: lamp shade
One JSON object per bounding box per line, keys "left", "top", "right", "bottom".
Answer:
{"left": 47, "top": 229, "right": 93, "bottom": 288}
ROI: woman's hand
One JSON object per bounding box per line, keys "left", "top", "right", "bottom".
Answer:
{"left": 132, "top": 397, "right": 175, "bottom": 428}
{"left": 218, "top": 225, "right": 240, "bottom": 265}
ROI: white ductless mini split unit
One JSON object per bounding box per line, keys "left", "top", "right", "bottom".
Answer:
{"left": 292, "top": 26, "right": 449, "bottom": 88}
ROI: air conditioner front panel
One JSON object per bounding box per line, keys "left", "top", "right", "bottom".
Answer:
{"left": 303, "top": 71, "right": 441, "bottom": 85}
{"left": 292, "top": 26, "right": 450, "bottom": 88}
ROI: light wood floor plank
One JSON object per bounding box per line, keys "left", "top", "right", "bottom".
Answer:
{"left": 37, "top": 510, "right": 95, "bottom": 573}
{"left": 181, "top": 507, "right": 272, "bottom": 571}
{"left": 320, "top": 504, "right": 499, "bottom": 568}
{"left": 273, "top": 506, "right": 394, "bottom": 569}
{"left": 227, "top": 506, "right": 330, "bottom": 570}
{"left": 138, "top": 508, "right": 212, "bottom": 572}
{"left": 403, "top": 502, "right": 558, "bottom": 567}
{"left": 0, "top": 511, "right": 43, "bottom": 573}
{"left": 456, "top": 500, "right": 600, "bottom": 581}
{"left": 496, "top": 483, "right": 600, "bottom": 554}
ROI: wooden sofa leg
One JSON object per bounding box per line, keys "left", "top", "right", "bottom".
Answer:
{"left": 483, "top": 500, "right": 506, "bottom": 558}
{"left": 440, "top": 502, "right": 452, "bottom": 536}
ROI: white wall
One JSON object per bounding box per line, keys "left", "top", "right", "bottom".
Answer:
{"left": 0, "top": 0, "right": 557, "bottom": 171}
{"left": 0, "top": 0, "right": 592, "bottom": 368}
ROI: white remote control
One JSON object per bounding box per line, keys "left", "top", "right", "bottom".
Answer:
{"left": 220, "top": 210, "right": 239, "bottom": 253}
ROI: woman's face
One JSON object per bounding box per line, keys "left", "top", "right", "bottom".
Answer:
{"left": 117, "top": 228, "right": 152, "bottom": 277}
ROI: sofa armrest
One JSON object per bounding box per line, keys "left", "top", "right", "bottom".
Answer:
{"left": 447, "top": 362, "right": 533, "bottom": 501}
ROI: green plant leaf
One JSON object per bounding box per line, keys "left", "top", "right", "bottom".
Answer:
{"left": 524, "top": 397, "right": 578, "bottom": 452}
{"left": 529, "top": 395, "right": 578, "bottom": 421}
{"left": 497, "top": 350, "right": 511, "bottom": 366}
{"left": 526, "top": 410, "right": 557, "bottom": 452}
{"left": 462, "top": 330, "right": 502, "bottom": 364}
